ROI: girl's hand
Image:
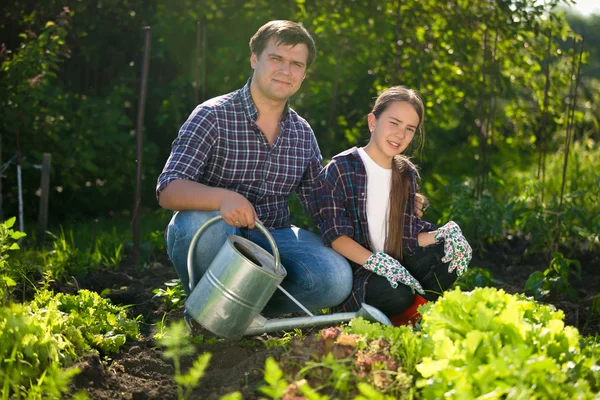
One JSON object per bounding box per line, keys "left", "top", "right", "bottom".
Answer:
{"left": 414, "top": 193, "right": 429, "bottom": 219}
{"left": 434, "top": 221, "right": 472, "bottom": 276}
{"left": 363, "top": 252, "right": 425, "bottom": 294}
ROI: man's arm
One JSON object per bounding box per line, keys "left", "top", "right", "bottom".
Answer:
{"left": 157, "top": 105, "right": 258, "bottom": 228}
{"left": 295, "top": 129, "right": 324, "bottom": 215}
{"left": 158, "top": 180, "right": 258, "bottom": 229}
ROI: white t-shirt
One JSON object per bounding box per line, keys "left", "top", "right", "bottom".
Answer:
{"left": 357, "top": 147, "right": 392, "bottom": 252}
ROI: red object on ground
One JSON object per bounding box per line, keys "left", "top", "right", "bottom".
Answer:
{"left": 389, "top": 294, "right": 429, "bottom": 326}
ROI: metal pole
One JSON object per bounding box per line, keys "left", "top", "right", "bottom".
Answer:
{"left": 16, "top": 128, "right": 23, "bottom": 235}
{"left": 133, "top": 26, "right": 151, "bottom": 266}
{"left": 555, "top": 36, "right": 584, "bottom": 252}
{"left": 37, "top": 153, "right": 51, "bottom": 245}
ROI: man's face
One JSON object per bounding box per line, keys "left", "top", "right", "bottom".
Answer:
{"left": 250, "top": 37, "right": 308, "bottom": 103}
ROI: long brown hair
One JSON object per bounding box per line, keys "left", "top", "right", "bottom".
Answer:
{"left": 370, "top": 86, "right": 426, "bottom": 261}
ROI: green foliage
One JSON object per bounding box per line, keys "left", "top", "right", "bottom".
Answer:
{"left": 29, "top": 288, "right": 140, "bottom": 355}
{"left": 426, "top": 139, "right": 600, "bottom": 254}
{"left": 583, "top": 294, "right": 600, "bottom": 333}
{"left": 153, "top": 278, "right": 187, "bottom": 310}
{"left": 158, "top": 320, "right": 212, "bottom": 400}
{"left": 0, "top": 303, "right": 80, "bottom": 399}
{"left": 453, "top": 266, "right": 495, "bottom": 291}
{"left": 417, "top": 287, "right": 598, "bottom": 398}
{"left": 264, "top": 287, "right": 599, "bottom": 399}
{"left": 259, "top": 357, "right": 289, "bottom": 399}
{"left": 1, "top": 0, "right": 596, "bottom": 231}
{"left": 0, "top": 217, "right": 27, "bottom": 301}
{"left": 525, "top": 252, "right": 582, "bottom": 301}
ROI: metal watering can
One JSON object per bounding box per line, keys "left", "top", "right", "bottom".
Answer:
{"left": 184, "top": 216, "right": 391, "bottom": 340}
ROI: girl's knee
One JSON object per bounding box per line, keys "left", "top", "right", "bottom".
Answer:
{"left": 365, "top": 276, "right": 414, "bottom": 315}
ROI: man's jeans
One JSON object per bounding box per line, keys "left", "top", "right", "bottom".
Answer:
{"left": 166, "top": 210, "right": 353, "bottom": 315}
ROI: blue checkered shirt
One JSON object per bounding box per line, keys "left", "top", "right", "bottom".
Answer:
{"left": 312, "top": 147, "right": 436, "bottom": 260}
{"left": 157, "top": 79, "right": 323, "bottom": 229}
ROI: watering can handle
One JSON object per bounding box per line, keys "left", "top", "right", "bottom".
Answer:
{"left": 186, "top": 215, "right": 282, "bottom": 280}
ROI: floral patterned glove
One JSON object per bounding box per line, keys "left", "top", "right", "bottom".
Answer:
{"left": 434, "top": 221, "right": 472, "bottom": 276}
{"left": 363, "top": 252, "right": 425, "bottom": 294}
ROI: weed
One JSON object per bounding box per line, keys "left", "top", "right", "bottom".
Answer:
{"left": 158, "top": 320, "right": 212, "bottom": 400}
{"left": 153, "top": 278, "right": 187, "bottom": 310}
{"left": 0, "top": 217, "right": 27, "bottom": 302}
{"left": 583, "top": 293, "right": 600, "bottom": 333}
{"left": 525, "top": 251, "right": 582, "bottom": 301}
{"left": 453, "top": 267, "right": 495, "bottom": 291}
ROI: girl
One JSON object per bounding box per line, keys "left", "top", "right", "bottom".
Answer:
{"left": 312, "top": 85, "right": 472, "bottom": 324}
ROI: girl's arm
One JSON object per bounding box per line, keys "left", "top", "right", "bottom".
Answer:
{"left": 417, "top": 230, "right": 438, "bottom": 247}
{"left": 331, "top": 235, "right": 374, "bottom": 265}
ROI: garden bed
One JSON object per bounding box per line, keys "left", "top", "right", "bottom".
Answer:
{"left": 65, "top": 238, "right": 600, "bottom": 399}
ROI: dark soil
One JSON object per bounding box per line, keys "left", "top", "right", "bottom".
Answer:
{"left": 65, "top": 239, "right": 600, "bottom": 399}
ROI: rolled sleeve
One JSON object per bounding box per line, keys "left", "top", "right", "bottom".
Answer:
{"left": 313, "top": 164, "right": 354, "bottom": 247}
{"left": 156, "top": 105, "right": 218, "bottom": 199}
{"left": 404, "top": 170, "right": 437, "bottom": 252}
{"left": 296, "top": 132, "right": 323, "bottom": 214}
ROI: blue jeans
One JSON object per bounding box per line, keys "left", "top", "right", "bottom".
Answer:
{"left": 166, "top": 210, "right": 353, "bottom": 315}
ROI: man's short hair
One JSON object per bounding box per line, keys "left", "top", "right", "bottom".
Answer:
{"left": 249, "top": 20, "right": 317, "bottom": 68}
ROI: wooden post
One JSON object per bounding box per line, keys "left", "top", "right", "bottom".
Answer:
{"left": 133, "top": 26, "right": 151, "bottom": 267}
{"left": 201, "top": 22, "right": 207, "bottom": 100}
{"left": 37, "top": 153, "right": 51, "bottom": 245}
{"left": 195, "top": 20, "right": 201, "bottom": 105}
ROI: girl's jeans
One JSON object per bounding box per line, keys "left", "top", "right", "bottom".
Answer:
{"left": 166, "top": 210, "right": 353, "bottom": 316}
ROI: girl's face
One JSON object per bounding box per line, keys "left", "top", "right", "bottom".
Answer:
{"left": 365, "top": 101, "right": 420, "bottom": 168}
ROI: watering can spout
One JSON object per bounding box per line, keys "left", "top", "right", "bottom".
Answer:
{"left": 243, "top": 303, "right": 391, "bottom": 336}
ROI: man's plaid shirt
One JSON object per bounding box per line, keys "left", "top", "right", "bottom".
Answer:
{"left": 157, "top": 79, "right": 323, "bottom": 229}
{"left": 312, "top": 147, "right": 436, "bottom": 262}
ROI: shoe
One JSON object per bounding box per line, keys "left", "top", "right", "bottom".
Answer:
{"left": 389, "top": 294, "right": 428, "bottom": 327}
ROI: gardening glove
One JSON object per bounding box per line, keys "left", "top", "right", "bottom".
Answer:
{"left": 363, "top": 252, "right": 425, "bottom": 295}
{"left": 434, "top": 221, "right": 472, "bottom": 276}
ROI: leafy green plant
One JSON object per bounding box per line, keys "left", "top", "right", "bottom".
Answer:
{"left": 416, "top": 287, "right": 598, "bottom": 399}
{"left": 453, "top": 266, "right": 495, "bottom": 291}
{"left": 43, "top": 229, "right": 86, "bottom": 279}
{"left": 262, "top": 328, "right": 307, "bottom": 348}
{"left": 148, "top": 229, "right": 167, "bottom": 255}
{"left": 158, "top": 320, "right": 212, "bottom": 400}
{"left": 153, "top": 278, "right": 187, "bottom": 310}
{"left": 29, "top": 288, "right": 140, "bottom": 354}
{"left": 266, "top": 324, "right": 419, "bottom": 399}
{"left": 583, "top": 293, "right": 600, "bottom": 334}
{"left": 258, "top": 357, "right": 290, "bottom": 399}
{"left": 102, "top": 242, "right": 124, "bottom": 269}
{"left": 0, "top": 217, "right": 27, "bottom": 301}
{"left": 525, "top": 251, "right": 582, "bottom": 301}
{"left": 0, "top": 303, "right": 80, "bottom": 399}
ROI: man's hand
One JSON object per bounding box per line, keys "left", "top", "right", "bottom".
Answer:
{"left": 414, "top": 193, "right": 429, "bottom": 219}
{"left": 219, "top": 191, "right": 259, "bottom": 229}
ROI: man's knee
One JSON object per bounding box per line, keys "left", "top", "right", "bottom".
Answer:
{"left": 166, "top": 210, "right": 227, "bottom": 293}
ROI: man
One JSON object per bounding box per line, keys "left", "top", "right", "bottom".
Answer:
{"left": 157, "top": 20, "right": 353, "bottom": 316}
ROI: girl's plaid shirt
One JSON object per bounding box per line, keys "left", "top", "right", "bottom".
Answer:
{"left": 311, "top": 147, "right": 436, "bottom": 262}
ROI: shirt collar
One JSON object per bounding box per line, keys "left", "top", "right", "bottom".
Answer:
{"left": 240, "top": 78, "right": 291, "bottom": 123}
